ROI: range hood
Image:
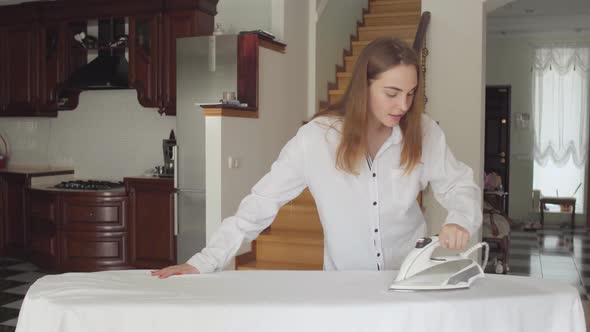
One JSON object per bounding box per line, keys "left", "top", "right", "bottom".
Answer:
{"left": 61, "top": 54, "right": 129, "bottom": 90}
{"left": 61, "top": 17, "right": 130, "bottom": 91}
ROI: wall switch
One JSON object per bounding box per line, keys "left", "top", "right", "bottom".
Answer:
{"left": 228, "top": 156, "right": 240, "bottom": 169}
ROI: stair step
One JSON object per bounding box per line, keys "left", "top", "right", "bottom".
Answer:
{"left": 336, "top": 72, "right": 352, "bottom": 90}
{"left": 236, "top": 260, "right": 322, "bottom": 271}
{"left": 369, "top": 1, "right": 420, "bottom": 14}
{"left": 258, "top": 230, "right": 323, "bottom": 245}
{"left": 271, "top": 204, "right": 323, "bottom": 232}
{"left": 357, "top": 25, "right": 416, "bottom": 41}
{"left": 364, "top": 12, "right": 420, "bottom": 27}
{"left": 256, "top": 230, "right": 324, "bottom": 265}
{"left": 328, "top": 89, "right": 345, "bottom": 105}
{"left": 352, "top": 38, "right": 413, "bottom": 55}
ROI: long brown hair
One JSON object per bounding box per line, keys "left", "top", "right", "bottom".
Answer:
{"left": 313, "top": 37, "right": 422, "bottom": 175}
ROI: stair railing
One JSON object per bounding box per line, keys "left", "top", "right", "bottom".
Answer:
{"left": 412, "top": 11, "right": 431, "bottom": 113}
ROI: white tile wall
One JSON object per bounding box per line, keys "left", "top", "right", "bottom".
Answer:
{"left": 0, "top": 90, "right": 176, "bottom": 180}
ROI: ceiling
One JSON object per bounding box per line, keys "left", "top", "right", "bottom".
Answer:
{"left": 490, "top": 0, "right": 590, "bottom": 17}
{"left": 488, "top": 0, "right": 590, "bottom": 35}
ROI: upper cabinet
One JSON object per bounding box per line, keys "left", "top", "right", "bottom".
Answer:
{"left": 0, "top": 0, "right": 218, "bottom": 117}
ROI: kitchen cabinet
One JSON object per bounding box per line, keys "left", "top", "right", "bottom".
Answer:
{"left": 0, "top": 0, "right": 218, "bottom": 117}
{"left": 159, "top": 10, "right": 213, "bottom": 115}
{"left": 1, "top": 23, "right": 38, "bottom": 115}
{"left": 28, "top": 188, "right": 130, "bottom": 272}
{"left": 0, "top": 174, "right": 28, "bottom": 257}
{"left": 28, "top": 190, "right": 58, "bottom": 268}
{"left": 0, "top": 168, "right": 74, "bottom": 258}
{"left": 125, "top": 177, "right": 175, "bottom": 269}
{"left": 129, "top": 13, "right": 162, "bottom": 109}
{"left": 129, "top": 9, "right": 214, "bottom": 115}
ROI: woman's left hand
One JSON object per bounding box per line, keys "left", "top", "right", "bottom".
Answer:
{"left": 439, "top": 223, "right": 470, "bottom": 250}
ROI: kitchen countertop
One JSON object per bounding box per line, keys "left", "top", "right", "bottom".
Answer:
{"left": 0, "top": 165, "right": 74, "bottom": 177}
{"left": 29, "top": 185, "right": 127, "bottom": 196}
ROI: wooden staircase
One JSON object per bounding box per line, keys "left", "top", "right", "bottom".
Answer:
{"left": 235, "top": 0, "right": 425, "bottom": 271}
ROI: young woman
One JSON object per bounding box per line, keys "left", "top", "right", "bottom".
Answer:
{"left": 152, "top": 37, "right": 482, "bottom": 278}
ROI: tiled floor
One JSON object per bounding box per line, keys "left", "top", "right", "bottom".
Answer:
{"left": 2, "top": 226, "right": 590, "bottom": 331}
{"left": 0, "top": 258, "right": 51, "bottom": 332}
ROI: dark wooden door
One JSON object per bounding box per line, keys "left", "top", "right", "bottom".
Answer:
{"left": 129, "top": 13, "right": 162, "bottom": 109}
{"left": 126, "top": 178, "right": 175, "bottom": 269}
{"left": 485, "top": 86, "right": 511, "bottom": 211}
{"left": 3, "top": 24, "right": 38, "bottom": 115}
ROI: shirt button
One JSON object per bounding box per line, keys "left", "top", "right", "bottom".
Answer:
{"left": 373, "top": 202, "right": 377, "bottom": 206}
{"left": 374, "top": 228, "right": 378, "bottom": 233}
{"left": 377, "top": 253, "right": 381, "bottom": 257}
{"left": 373, "top": 173, "right": 376, "bottom": 177}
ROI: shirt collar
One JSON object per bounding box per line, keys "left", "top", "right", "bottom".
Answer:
{"left": 388, "top": 125, "right": 402, "bottom": 145}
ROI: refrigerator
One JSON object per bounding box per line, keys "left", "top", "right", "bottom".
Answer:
{"left": 174, "top": 35, "right": 238, "bottom": 263}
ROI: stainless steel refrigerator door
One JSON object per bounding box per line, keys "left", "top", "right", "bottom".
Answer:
{"left": 175, "top": 189, "right": 207, "bottom": 263}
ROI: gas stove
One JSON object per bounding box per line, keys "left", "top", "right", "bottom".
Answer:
{"left": 53, "top": 180, "right": 124, "bottom": 191}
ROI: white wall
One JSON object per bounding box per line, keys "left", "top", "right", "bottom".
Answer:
{"left": 0, "top": 90, "right": 175, "bottom": 179}
{"left": 214, "top": 0, "right": 273, "bottom": 35}
{"left": 421, "top": 0, "right": 486, "bottom": 241}
{"left": 205, "top": 0, "right": 309, "bottom": 264}
{"left": 486, "top": 32, "right": 590, "bottom": 224}
{"left": 314, "top": 0, "right": 368, "bottom": 116}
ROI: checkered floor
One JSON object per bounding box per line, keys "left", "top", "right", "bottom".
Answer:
{"left": 506, "top": 225, "right": 590, "bottom": 300}
{"left": 1, "top": 226, "right": 590, "bottom": 331}
{"left": 0, "top": 258, "right": 50, "bottom": 332}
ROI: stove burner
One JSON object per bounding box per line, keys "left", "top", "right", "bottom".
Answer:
{"left": 54, "top": 180, "right": 124, "bottom": 191}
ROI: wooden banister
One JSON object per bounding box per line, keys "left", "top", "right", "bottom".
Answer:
{"left": 412, "top": 11, "right": 431, "bottom": 52}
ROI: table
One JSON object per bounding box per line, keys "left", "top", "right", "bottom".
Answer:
{"left": 540, "top": 196, "right": 576, "bottom": 228}
{"left": 16, "top": 270, "right": 585, "bottom": 332}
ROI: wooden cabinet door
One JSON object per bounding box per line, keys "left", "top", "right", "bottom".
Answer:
{"left": 0, "top": 174, "right": 28, "bottom": 257}
{"left": 129, "top": 14, "right": 161, "bottom": 109}
{"left": 126, "top": 178, "right": 175, "bottom": 269}
{"left": 0, "top": 28, "right": 6, "bottom": 113}
{"left": 28, "top": 190, "right": 59, "bottom": 269}
{"left": 37, "top": 22, "right": 65, "bottom": 115}
{"left": 3, "top": 24, "right": 38, "bottom": 115}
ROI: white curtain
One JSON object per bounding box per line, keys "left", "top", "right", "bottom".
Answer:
{"left": 532, "top": 45, "right": 590, "bottom": 168}
{"left": 532, "top": 45, "right": 590, "bottom": 211}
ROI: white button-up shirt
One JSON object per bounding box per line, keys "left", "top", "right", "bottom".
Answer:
{"left": 188, "top": 114, "right": 482, "bottom": 273}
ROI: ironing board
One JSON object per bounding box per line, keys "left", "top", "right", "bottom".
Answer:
{"left": 16, "top": 270, "right": 585, "bottom": 332}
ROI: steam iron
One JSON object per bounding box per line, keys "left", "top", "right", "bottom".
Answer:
{"left": 389, "top": 236, "right": 489, "bottom": 291}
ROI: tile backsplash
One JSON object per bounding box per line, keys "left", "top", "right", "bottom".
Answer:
{"left": 0, "top": 90, "right": 176, "bottom": 180}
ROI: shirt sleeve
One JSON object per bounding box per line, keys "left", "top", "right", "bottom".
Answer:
{"left": 187, "top": 127, "right": 308, "bottom": 273}
{"left": 421, "top": 116, "right": 483, "bottom": 236}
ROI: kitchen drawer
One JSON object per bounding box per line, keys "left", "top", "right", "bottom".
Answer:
{"left": 61, "top": 197, "right": 127, "bottom": 231}
{"left": 59, "top": 231, "right": 129, "bottom": 271}
{"left": 29, "top": 191, "right": 57, "bottom": 221}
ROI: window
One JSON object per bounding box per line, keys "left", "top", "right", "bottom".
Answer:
{"left": 532, "top": 45, "right": 589, "bottom": 212}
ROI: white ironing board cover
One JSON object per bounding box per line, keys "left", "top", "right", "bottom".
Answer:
{"left": 16, "top": 270, "right": 585, "bottom": 332}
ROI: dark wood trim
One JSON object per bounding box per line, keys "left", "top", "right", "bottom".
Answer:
{"left": 412, "top": 11, "right": 431, "bottom": 52}
{"left": 201, "top": 104, "right": 257, "bottom": 112}
{"left": 237, "top": 34, "right": 259, "bottom": 110}
{"left": 259, "top": 37, "right": 286, "bottom": 53}
{"left": 201, "top": 106, "right": 258, "bottom": 119}
{"left": 0, "top": 0, "right": 219, "bottom": 22}
{"left": 30, "top": 187, "right": 127, "bottom": 198}
{"left": 0, "top": 169, "right": 74, "bottom": 177}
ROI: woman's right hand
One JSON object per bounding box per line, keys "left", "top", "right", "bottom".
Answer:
{"left": 151, "top": 263, "right": 200, "bottom": 279}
